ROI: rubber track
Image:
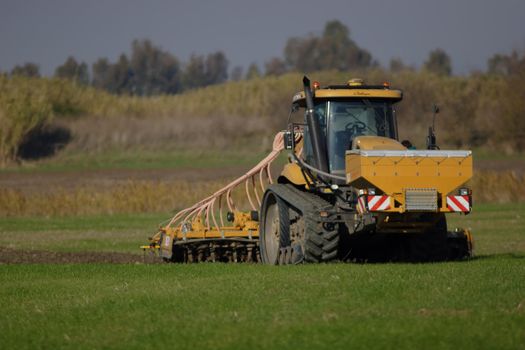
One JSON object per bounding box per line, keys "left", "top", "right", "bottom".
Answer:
{"left": 267, "top": 184, "right": 339, "bottom": 263}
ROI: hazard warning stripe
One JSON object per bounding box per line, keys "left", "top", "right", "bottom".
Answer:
{"left": 447, "top": 195, "right": 470, "bottom": 212}
{"left": 367, "top": 195, "right": 391, "bottom": 211}
{"left": 356, "top": 196, "right": 367, "bottom": 214}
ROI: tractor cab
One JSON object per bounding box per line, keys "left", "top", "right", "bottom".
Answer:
{"left": 291, "top": 79, "right": 403, "bottom": 176}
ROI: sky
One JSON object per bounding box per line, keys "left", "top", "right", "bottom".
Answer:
{"left": 1, "top": 0, "right": 524, "bottom": 76}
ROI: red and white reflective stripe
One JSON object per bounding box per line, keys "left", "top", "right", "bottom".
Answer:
{"left": 356, "top": 196, "right": 367, "bottom": 214}
{"left": 367, "top": 195, "right": 391, "bottom": 211}
{"left": 447, "top": 195, "right": 470, "bottom": 212}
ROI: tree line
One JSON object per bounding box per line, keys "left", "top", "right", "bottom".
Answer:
{"left": 4, "top": 20, "right": 524, "bottom": 95}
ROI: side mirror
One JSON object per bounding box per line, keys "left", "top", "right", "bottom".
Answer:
{"left": 284, "top": 131, "right": 294, "bottom": 150}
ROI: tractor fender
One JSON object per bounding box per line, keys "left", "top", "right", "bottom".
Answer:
{"left": 278, "top": 163, "right": 310, "bottom": 188}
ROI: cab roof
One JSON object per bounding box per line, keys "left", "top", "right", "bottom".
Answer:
{"left": 292, "top": 79, "right": 403, "bottom": 104}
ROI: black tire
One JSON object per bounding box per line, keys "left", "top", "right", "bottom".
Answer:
{"left": 446, "top": 229, "right": 473, "bottom": 260}
{"left": 171, "top": 244, "right": 186, "bottom": 263}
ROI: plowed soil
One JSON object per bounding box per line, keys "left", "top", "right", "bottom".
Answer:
{"left": 0, "top": 247, "right": 161, "bottom": 264}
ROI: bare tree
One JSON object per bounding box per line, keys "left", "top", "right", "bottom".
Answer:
{"left": 284, "top": 20, "right": 372, "bottom": 72}
{"left": 230, "top": 65, "right": 244, "bottom": 81}
{"left": 11, "top": 62, "right": 40, "bottom": 78}
{"left": 129, "top": 39, "right": 181, "bottom": 95}
{"left": 55, "top": 56, "right": 89, "bottom": 84}
{"left": 423, "top": 49, "right": 452, "bottom": 76}
{"left": 245, "top": 63, "right": 261, "bottom": 79}
{"left": 264, "top": 57, "right": 287, "bottom": 76}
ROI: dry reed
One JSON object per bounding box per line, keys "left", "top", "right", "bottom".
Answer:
{"left": 2, "top": 69, "right": 525, "bottom": 166}
{"left": 0, "top": 171, "right": 522, "bottom": 218}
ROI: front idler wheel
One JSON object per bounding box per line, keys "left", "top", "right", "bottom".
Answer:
{"left": 260, "top": 192, "right": 290, "bottom": 264}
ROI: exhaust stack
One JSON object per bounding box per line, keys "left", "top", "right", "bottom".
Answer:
{"left": 303, "top": 76, "right": 329, "bottom": 174}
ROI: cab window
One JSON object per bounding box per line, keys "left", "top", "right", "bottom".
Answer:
{"left": 328, "top": 100, "right": 395, "bottom": 172}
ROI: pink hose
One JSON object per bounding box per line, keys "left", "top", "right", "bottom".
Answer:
{"left": 166, "top": 132, "right": 298, "bottom": 232}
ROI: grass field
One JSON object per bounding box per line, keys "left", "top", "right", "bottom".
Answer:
{"left": 0, "top": 203, "right": 524, "bottom": 349}
{"left": 1, "top": 259, "right": 524, "bottom": 350}
{"left": 0, "top": 213, "right": 167, "bottom": 253}
{"left": 1, "top": 149, "right": 274, "bottom": 173}
{"left": 0, "top": 142, "right": 523, "bottom": 349}
{"left": 1, "top": 203, "right": 522, "bottom": 255}
{"left": 2, "top": 72, "right": 524, "bottom": 349}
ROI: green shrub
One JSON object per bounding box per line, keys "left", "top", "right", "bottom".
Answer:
{"left": 0, "top": 76, "right": 53, "bottom": 165}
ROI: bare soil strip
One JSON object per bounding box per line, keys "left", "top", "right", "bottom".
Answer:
{"left": 0, "top": 166, "right": 248, "bottom": 192}
{"left": 0, "top": 247, "right": 161, "bottom": 264}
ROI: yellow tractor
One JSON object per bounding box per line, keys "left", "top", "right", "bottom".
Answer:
{"left": 145, "top": 77, "right": 473, "bottom": 263}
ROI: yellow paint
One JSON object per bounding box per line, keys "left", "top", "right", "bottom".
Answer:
{"left": 353, "top": 136, "right": 406, "bottom": 150}
{"left": 140, "top": 245, "right": 160, "bottom": 249}
{"left": 346, "top": 149, "right": 473, "bottom": 213}
{"left": 161, "top": 210, "right": 259, "bottom": 242}
{"left": 165, "top": 226, "right": 258, "bottom": 240}
{"left": 280, "top": 163, "right": 309, "bottom": 186}
{"left": 292, "top": 88, "right": 402, "bottom": 103}
{"left": 348, "top": 78, "right": 364, "bottom": 86}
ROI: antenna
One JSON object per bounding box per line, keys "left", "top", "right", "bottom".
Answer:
{"left": 427, "top": 104, "right": 440, "bottom": 150}
{"left": 432, "top": 104, "right": 440, "bottom": 131}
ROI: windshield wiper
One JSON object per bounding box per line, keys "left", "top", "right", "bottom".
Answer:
{"left": 363, "top": 99, "right": 387, "bottom": 133}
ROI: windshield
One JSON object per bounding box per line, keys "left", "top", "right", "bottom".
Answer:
{"left": 328, "top": 100, "right": 396, "bottom": 172}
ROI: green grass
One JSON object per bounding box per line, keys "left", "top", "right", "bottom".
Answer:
{"left": 4, "top": 145, "right": 521, "bottom": 175}
{"left": 1, "top": 260, "right": 524, "bottom": 349}
{"left": 3, "top": 149, "right": 274, "bottom": 173}
{"left": 0, "top": 213, "right": 168, "bottom": 253}
{"left": 448, "top": 202, "right": 525, "bottom": 255}
{"left": 470, "top": 147, "right": 525, "bottom": 161}
{"left": 1, "top": 203, "right": 522, "bottom": 255}
{"left": 0, "top": 203, "right": 524, "bottom": 349}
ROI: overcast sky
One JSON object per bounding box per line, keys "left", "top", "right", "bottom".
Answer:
{"left": 1, "top": 0, "right": 524, "bottom": 76}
